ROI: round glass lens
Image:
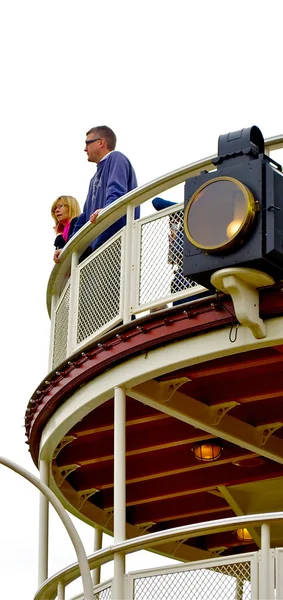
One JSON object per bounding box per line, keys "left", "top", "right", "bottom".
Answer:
{"left": 187, "top": 179, "right": 248, "bottom": 249}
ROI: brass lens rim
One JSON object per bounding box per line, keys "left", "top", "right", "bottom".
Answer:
{"left": 184, "top": 176, "right": 256, "bottom": 252}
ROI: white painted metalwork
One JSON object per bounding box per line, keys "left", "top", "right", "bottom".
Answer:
{"left": 259, "top": 523, "right": 272, "bottom": 600}
{"left": 92, "top": 528, "right": 103, "bottom": 587}
{"left": 211, "top": 268, "right": 275, "bottom": 340}
{"left": 41, "top": 316, "right": 283, "bottom": 492}
{"left": 67, "top": 251, "right": 79, "bottom": 355}
{"left": 38, "top": 459, "right": 49, "bottom": 586}
{"left": 133, "top": 204, "right": 201, "bottom": 313}
{"left": 32, "top": 135, "right": 283, "bottom": 600}
{"left": 76, "top": 231, "right": 124, "bottom": 349}
{"left": 113, "top": 386, "right": 126, "bottom": 600}
{"left": 31, "top": 512, "right": 283, "bottom": 600}
{"left": 57, "top": 580, "right": 65, "bottom": 600}
{"left": 0, "top": 457, "right": 94, "bottom": 600}
{"left": 48, "top": 293, "right": 58, "bottom": 371}
{"left": 275, "top": 548, "right": 283, "bottom": 599}
{"left": 47, "top": 135, "right": 283, "bottom": 312}
{"left": 52, "top": 280, "right": 70, "bottom": 367}
{"left": 48, "top": 135, "right": 283, "bottom": 368}
{"left": 122, "top": 204, "right": 135, "bottom": 323}
{"left": 127, "top": 553, "right": 257, "bottom": 600}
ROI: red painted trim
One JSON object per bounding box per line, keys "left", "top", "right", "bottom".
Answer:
{"left": 26, "top": 290, "right": 283, "bottom": 465}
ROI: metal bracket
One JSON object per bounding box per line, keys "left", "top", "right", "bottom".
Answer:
{"left": 171, "top": 539, "right": 186, "bottom": 556}
{"left": 77, "top": 488, "right": 99, "bottom": 509}
{"left": 136, "top": 521, "right": 156, "bottom": 534}
{"left": 54, "top": 464, "right": 80, "bottom": 487}
{"left": 209, "top": 546, "right": 228, "bottom": 557}
{"left": 52, "top": 435, "right": 77, "bottom": 459}
{"left": 159, "top": 377, "right": 190, "bottom": 402}
{"left": 210, "top": 401, "right": 240, "bottom": 425}
{"left": 256, "top": 422, "right": 283, "bottom": 446}
{"left": 211, "top": 268, "right": 274, "bottom": 339}
{"left": 104, "top": 509, "right": 114, "bottom": 528}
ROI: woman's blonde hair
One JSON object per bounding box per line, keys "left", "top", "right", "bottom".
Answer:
{"left": 51, "top": 196, "right": 81, "bottom": 233}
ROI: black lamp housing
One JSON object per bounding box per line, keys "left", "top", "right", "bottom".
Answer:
{"left": 183, "top": 126, "right": 283, "bottom": 289}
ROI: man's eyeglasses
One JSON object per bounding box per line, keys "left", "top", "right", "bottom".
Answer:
{"left": 85, "top": 138, "right": 101, "bottom": 146}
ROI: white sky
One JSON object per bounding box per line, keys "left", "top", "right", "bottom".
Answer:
{"left": 0, "top": 1, "right": 283, "bottom": 598}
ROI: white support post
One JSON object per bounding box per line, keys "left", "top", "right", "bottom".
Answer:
{"left": 67, "top": 251, "right": 79, "bottom": 355}
{"left": 113, "top": 386, "right": 126, "bottom": 600}
{"left": 57, "top": 580, "right": 65, "bottom": 600}
{"left": 122, "top": 205, "right": 135, "bottom": 324}
{"left": 48, "top": 293, "right": 58, "bottom": 371}
{"left": 260, "top": 523, "right": 272, "bottom": 599}
{"left": 38, "top": 459, "right": 49, "bottom": 586}
{"left": 92, "top": 527, "right": 102, "bottom": 586}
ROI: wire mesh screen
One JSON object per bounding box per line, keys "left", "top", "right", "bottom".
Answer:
{"left": 94, "top": 586, "right": 111, "bottom": 600}
{"left": 77, "top": 235, "right": 122, "bottom": 344}
{"left": 139, "top": 210, "right": 198, "bottom": 306}
{"left": 52, "top": 282, "right": 70, "bottom": 368}
{"left": 133, "top": 560, "right": 251, "bottom": 600}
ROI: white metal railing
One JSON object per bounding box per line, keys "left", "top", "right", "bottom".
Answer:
{"left": 47, "top": 136, "right": 283, "bottom": 369}
{"left": 127, "top": 553, "right": 258, "bottom": 600}
{"left": 33, "top": 511, "right": 283, "bottom": 600}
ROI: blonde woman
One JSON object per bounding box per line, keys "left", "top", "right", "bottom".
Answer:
{"left": 51, "top": 195, "right": 81, "bottom": 263}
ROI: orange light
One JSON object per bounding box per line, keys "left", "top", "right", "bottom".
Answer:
{"left": 226, "top": 219, "right": 242, "bottom": 238}
{"left": 236, "top": 528, "right": 253, "bottom": 542}
{"left": 192, "top": 442, "right": 222, "bottom": 462}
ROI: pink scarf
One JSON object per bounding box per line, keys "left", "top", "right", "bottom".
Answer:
{"left": 62, "top": 221, "right": 71, "bottom": 242}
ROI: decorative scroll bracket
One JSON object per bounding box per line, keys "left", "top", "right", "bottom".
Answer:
{"left": 210, "top": 401, "right": 240, "bottom": 425}
{"left": 52, "top": 435, "right": 77, "bottom": 459}
{"left": 136, "top": 521, "right": 156, "bottom": 534}
{"left": 209, "top": 546, "right": 228, "bottom": 557}
{"left": 211, "top": 268, "right": 274, "bottom": 340}
{"left": 159, "top": 377, "right": 190, "bottom": 403}
{"left": 54, "top": 464, "right": 80, "bottom": 488}
{"left": 256, "top": 422, "right": 283, "bottom": 446}
{"left": 77, "top": 488, "right": 99, "bottom": 510}
{"left": 104, "top": 509, "right": 114, "bottom": 528}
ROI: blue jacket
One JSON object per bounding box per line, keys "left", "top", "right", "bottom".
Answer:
{"left": 71, "top": 151, "right": 139, "bottom": 251}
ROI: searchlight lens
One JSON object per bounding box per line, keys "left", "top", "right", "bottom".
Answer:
{"left": 184, "top": 177, "right": 256, "bottom": 252}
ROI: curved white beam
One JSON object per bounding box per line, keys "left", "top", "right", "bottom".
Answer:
{"left": 0, "top": 457, "right": 94, "bottom": 600}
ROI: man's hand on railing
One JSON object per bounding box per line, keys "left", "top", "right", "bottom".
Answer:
{"left": 89, "top": 209, "right": 101, "bottom": 224}
{"left": 54, "top": 249, "right": 61, "bottom": 264}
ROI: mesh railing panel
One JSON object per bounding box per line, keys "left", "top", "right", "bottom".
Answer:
{"left": 94, "top": 586, "right": 111, "bottom": 600}
{"left": 139, "top": 209, "right": 199, "bottom": 306}
{"left": 77, "top": 236, "right": 122, "bottom": 344}
{"left": 52, "top": 282, "right": 70, "bottom": 368}
{"left": 133, "top": 561, "right": 251, "bottom": 600}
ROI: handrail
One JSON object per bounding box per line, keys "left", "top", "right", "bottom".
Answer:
{"left": 46, "top": 135, "right": 283, "bottom": 315}
{"left": 35, "top": 509, "right": 283, "bottom": 599}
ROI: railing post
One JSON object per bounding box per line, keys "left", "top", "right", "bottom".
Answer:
{"left": 260, "top": 523, "right": 272, "bottom": 599}
{"left": 38, "top": 459, "right": 49, "bottom": 586}
{"left": 67, "top": 250, "right": 79, "bottom": 355}
{"left": 122, "top": 205, "right": 135, "bottom": 324}
{"left": 92, "top": 527, "right": 103, "bottom": 586}
{"left": 48, "top": 293, "right": 58, "bottom": 371}
{"left": 113, "top": 386, "right": 126, "bottom": 599}
{"left": 57, "top": 580, "right": 65, "bottom": 599}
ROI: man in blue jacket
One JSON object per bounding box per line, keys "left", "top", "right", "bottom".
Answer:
{"left": 71, "top": 125, "right": 139, "bottom": 252}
